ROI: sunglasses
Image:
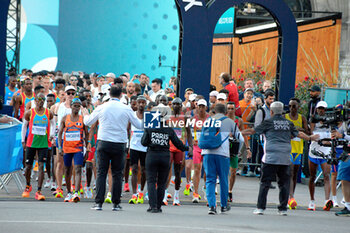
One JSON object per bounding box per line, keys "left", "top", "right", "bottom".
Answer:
{"left": 227, "top": 108, "right": 235, "bottom": 110}
{"left": 67, "top": 92, "right": 76, "bottom": 96}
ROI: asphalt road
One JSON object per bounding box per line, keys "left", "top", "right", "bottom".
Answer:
{"left": 0, "top": 201, "right": 349, "bottom": 233}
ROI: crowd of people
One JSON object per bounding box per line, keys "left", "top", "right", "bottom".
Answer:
{"left": 2, "top": 68, "right": 350, "bottom": 216}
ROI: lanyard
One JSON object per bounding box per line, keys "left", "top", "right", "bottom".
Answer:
{"left": 111, "top": 98, "right": 120, "bottom": 102}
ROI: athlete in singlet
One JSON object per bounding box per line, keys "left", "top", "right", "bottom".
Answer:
{"left": 21, "top": 93, "right": 54, "bottom": 200}
{"left": 191, "top": 98, "right": 210, "bottom": 203}
{"left": 128, "top": 96, "right": 148, "bottom": 204}
{"left": 26, "top": 85, "right": 46, "bottom": 111}
{"left": 226, "top": 102, "right": 250, "bottom": 202}
{"left": 14, "top": 78, "right": 34, "bottom": 120}
{"left": 284, "top": 98, "right": 308, "bottom": 209}
{"left": 167, "top": 97, "right": 192, "bottom": 206}
{"left": 58, "top": 98, "right": 89, "bottom": 203}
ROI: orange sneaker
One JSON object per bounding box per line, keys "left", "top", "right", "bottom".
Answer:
{"left": 35, "top": 191, "right": 46, "bottom": 201}
{"left": 22, "top": 185, "right": 32, "bottom": 198}
{"left": 323, "top": 200, "right": 333, "bottom": 211}
{"left": 54, "top": 188, "right": 63, "bottom": 198}
{"left": 288, "top": 198, "right": 297, "bottom": 209}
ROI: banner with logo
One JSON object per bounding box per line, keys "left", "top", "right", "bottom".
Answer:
{"left": 0, "top": 124, "right": 23, "bottom": 175}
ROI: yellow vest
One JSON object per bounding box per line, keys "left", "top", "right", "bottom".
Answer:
{"left": 285, "top": 113, "right": 304, "bottom": 154}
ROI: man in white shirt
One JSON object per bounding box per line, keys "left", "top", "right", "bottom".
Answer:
{"left": 83, "top": 85, "right": 143, "bottom": 211}
{"left": 120, "top": 82, "right": 136, "bottom": 105}
{"left": 145, "top": 78, "right": 165, "bottom": 102}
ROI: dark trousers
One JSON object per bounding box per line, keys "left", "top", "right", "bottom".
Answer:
{"left": 146, "top": 151, "right": 170, "bottom": 209}
{"left": 257, "top": 163, "right": 290, "bottom": 211}
{"left": 95, "top": 140, "right": 126, "bottom": 205}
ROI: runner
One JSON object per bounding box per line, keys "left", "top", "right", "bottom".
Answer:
{"left": 226, "top": 102, "right": 249, "bottom": 202}
{"left": 129, "top": 96, "right": 147, "bottom": 204}
{"left": 21, "top": 93, "right": 54, "bottom": 200}
{"left": 191, "top": 99, "right": 210, "bottom": 203}
{"left": 284, "top": 98, "right": 308, "bottom": 209}
{"left": 14, "top": 77, "right": 34, "bottom": 120}
{"left": 308, "top": 101, "right": 333, "bottom": 211}
{"left": 58, "top": 98, "right": 89, "bottom": 203}
{"left": 167, "top": 97, "right": 192, "bottom": 206}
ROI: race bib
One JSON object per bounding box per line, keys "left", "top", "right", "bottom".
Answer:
{"left": 32, "top": 126, "right": 46, "bottom": 136}
{"left": 6, "top": 99, "right": 11, "bottom": 105}
{"left": 65, "top": 131, "right": 81, "bottom": 141}
{"left": 133, "top": 131, "right": 143, "bottom": 138}
{"left": 292, "top": 137, "right": 301, "bottom": 142}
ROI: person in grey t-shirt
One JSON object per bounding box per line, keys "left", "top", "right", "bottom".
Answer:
{"left": 242, "top": 101, "right": 319, "bottom": 215}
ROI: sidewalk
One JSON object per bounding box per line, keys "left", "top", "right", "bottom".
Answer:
{"left": 0, "top": 172, "right": 343, "bottom": 211}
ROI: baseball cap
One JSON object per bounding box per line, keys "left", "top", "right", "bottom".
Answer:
{"left": 217, "top": 93, "right": 227, "bottom": 100}
{"left": 65, "top": 85, "right": 76, "bottom": 92}
{"left": 106, "top": 73, "right": 116, "bottom": 79}
{"left": 308, "top": 85, "right": 321, "bottom": 92}
{"left": 101, "top": 84, "right": 111, "bottom": 94}
{"left": 244, "top": 88, "right": 254, "bottom": 93}
{"left": 210, "top": 91, "right": 219, "bottom": 97}
{"left": 197, "top": 99, "right": 207, "bottom": 106}
{"left": 71, "top": 98, "right": 82, "bottom": 105}
{"left": 316, "top": 101, "right": 327, "bottom": 109}
{"left": 189, "top": 93, "right": 197, "bottom": 101}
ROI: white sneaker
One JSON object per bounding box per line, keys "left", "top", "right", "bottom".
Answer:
{"left": 192, "top": 196, "right": 199, "bottom": 203}
{"left": 51, "top": 182, "right": 57, "bottom": 191}
{"left": 341, "top": 198, "right": 345, "bottom": 205}
{"left": 333, "top": 197, "right": 339, "bottom": 207}
{"left": 64, "top": 193, "right": 72, "bottom": 202}
{"left": 173, "top": 195, "right": 180, "bottom": 206}
{"left": 308, "top": 201, "right": 316, "bottom": 211}
{"left": 278, "top": 210, "right": 287, "bottom": 216}
{"left": 253, "top": 209, "right": 264, "bottom": 215}
{"left": 72, "top": 192, "right": 80, "bottom": 202}
{"left": 44, "top": 179, "right": 51, "bottom": 188}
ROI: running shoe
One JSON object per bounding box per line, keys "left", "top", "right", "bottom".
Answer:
{"left": 105, "top": 192, "right": 112, "bottom": 203}
{"left": 228, "top": 192, "right": 233, "bottom": 202}
{"left": 221, "top": 205, "right": 231, "bottom": 213}
{"left": 129, "top": 194, "right": 138, "bottom": 204}
{"left": 167, "top": 192, "right": 172, "bottom": 199}
{"left": 44, "top": 179, "right": 51, "bottom": 188}
{"left": 173, "top": 194, "right": 180, "bottom": 206}
{"left": 84, "top": 187, "right": 93, "bottom": 199}
{"left": 35, "top": 191, "right": 46, "bottom": 201}
{"left": 136, "top": 192, "right": 144, "bottom": 204}
{"left": 335, "top": 207, "right": 350, "bottom": 217}
{"left": 183, "top": 184, "right": 191, "bottom": 196}
{"left": 22, "top": 185, "right": 32, "bottom": 198}
{"left": 278, "top": 210, "right": 287, "bottom": 216}
{"left": 288, "top": 197, "right": 297, "bottom": 209}
{"left": 71, "top": 185, "right": 76, "bottom": 193}
{"left": 72, "top": 192, "right": 80, "bottom": 203}
{"left": 162, "top": 200, "right": 168, "bottom": 206}
{"left": 192, "top": 192, "right": 200, "bottom": 203}
{"left": 208, "top": 207, "right": 217, "bottom": 215}
{"left": 51, "top": 182, "right": 57, "bottom": 191}
{"left": 253, "top": 209, "right": 264, "bottom": 215}
{"left": 129, "top": 168, "right": 132, "bottom": 176}
{"left": 64, "top": 193, "right": 72, "bottom": 202}
{"left": 333, "top": 197, "right": 339, "bottom": 207}
{"left": 144, "top": 192, "right": 149, "bottom": 201}
{"left": 91, "top": 203, "right": 102, "bottom": 211}
{"left": 341, "top": 198, "right": 345, "bottom": 205}
{"left": 54, "top": 188, "right": 63, "bottom": 198}
{"left": 308, "top": 201, "right": 316, "bottom": 211}
{"left": 124, "top": 183, "right": 130, "bottom": 192}
{"left": 323, "top": 200, "right": 333, "bottom": 211}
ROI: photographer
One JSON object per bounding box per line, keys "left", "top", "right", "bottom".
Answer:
{"left": 331, "top": 106, "right": 350, "bottom": 217}
{"left": 308, "top": 101, "right": 333, "bottom": 211}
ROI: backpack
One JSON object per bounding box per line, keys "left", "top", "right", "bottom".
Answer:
{"left": 249, "top": 106, "right": 266, "bottom": 124}
{"left": 199, "top": 116, "right": 229, "bottom": 149}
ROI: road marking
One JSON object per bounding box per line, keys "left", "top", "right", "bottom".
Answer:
{"left": 0, "top": 220, "right": 248, "bottom": 232}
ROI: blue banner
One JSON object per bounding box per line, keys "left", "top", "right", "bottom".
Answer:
{"left": 0, "top": 124, "right": 23, "bottom": 175}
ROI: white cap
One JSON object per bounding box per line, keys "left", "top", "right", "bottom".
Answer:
{"left": 316, "top": 101, "right": 328, "bottom": 108}
{"left": 106, "top": 73, "right": 116, "bottom": 79}
{"left": 189, "top": 93, "right": 197, "bottom": 101}
{"left": 197, "top": 99, "right": 207, "bottom": 106}
{"left": 210, "top": 91, "right": 219, "bottom": 97}
{"left": 217, "top": 93, "right": 227, "bottom": 100}
{"left": 101, "top": 84, "right": 111, "bottom": 94}
{"left": 65, "top": 85, "right": 76, "bottom": 92}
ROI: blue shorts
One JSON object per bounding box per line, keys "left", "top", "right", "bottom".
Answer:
{"left": 63, "top": 152, "right": 84, "bottom": 167}
{"left": 56, "top": 138, "right": 63, "bottom": 148}
{"left": 332, "top": 148, "right": 343, "bottom": 173}
{"left": 290, "top": 153, "right": 302, "bottom": 165}
{"left": 337, "top": 159, "right": 350, "bottom": 182}
{"left": 309, "top": 156, "right": 327, "bottom": 165}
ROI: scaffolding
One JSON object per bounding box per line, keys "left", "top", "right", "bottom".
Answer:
{"left": 6, "top": 0, "right": 21, "bottom": 74}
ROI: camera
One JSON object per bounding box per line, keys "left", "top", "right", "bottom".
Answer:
{"left": 311, "top": 106, "right": 350, "bottom": 130}
{"left": 311, "top": 138, "right": 350, "bottom": 165}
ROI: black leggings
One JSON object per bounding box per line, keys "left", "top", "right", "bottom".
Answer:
{"left": 146, "top": 151, "right": 170, "bottom": 209}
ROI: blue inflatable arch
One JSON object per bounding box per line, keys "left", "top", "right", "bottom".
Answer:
{"left": 175, "top": 0, "right": 298, "bottom": 104}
